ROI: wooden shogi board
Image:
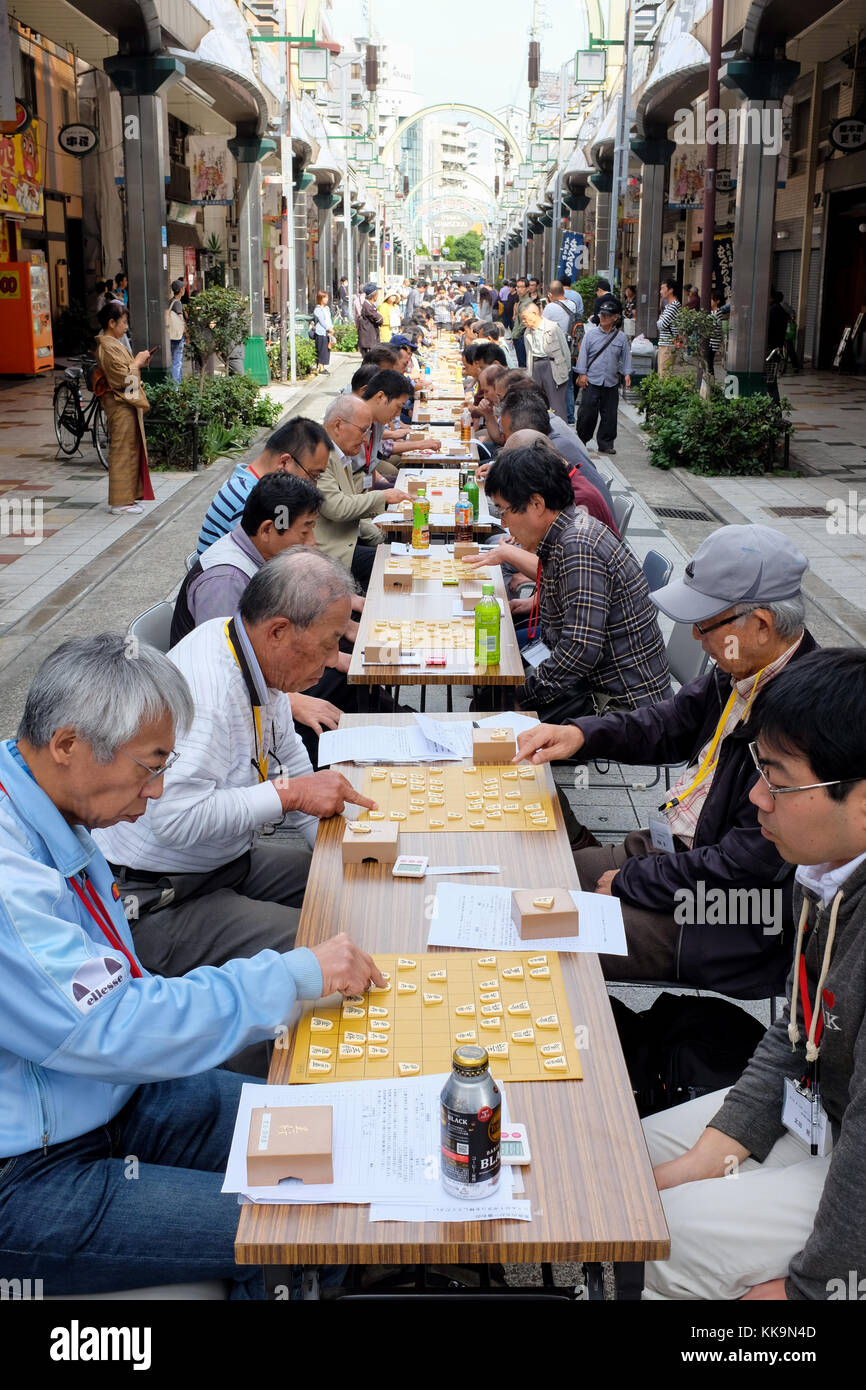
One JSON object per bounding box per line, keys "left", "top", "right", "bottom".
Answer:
{"left": 367, "top": 616, "right": 475, "bottom": 652}
{"left": 382, "top": 552, "right": 492, "bottom": 588}
{"left": 288, "top": 951, "right": 583, "bottom": 1084}
{"left": 358, "top": 763, "right": 556, "bottom": 832}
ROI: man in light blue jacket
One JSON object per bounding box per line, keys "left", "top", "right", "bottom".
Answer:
{"left": 0, "top": 633, "right": 383, "bottom": 1297}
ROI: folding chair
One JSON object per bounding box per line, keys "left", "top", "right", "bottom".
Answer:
{"left": 128, "top": 601, "right": 173, "bottom": 655}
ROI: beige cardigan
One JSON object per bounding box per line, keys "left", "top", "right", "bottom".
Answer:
{"left": 314, "top": 450, "right": 388, "bottom": 571}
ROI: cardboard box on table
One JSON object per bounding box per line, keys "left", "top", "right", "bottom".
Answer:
{"left": 342, "top": 819, "right": 400, "bottom": 865}
{"left": 511, "top": 890, "right": 579, "bottom": 940}
{"left": 472, "top": 727, "right": 517, "bottom": 763}
{"left": 247, "top": 1105, "right": 334, "bottom": 1185}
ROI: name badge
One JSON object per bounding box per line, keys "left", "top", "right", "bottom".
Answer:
{"left": 648, "top": 813, "right": 676, "bottom": 854}
{"left": 361, "top": 474, "right": 373, "bottom": 491}
{"left": 782, "top": 1077, "right": 829, "bottom": 1156}
{"left": 523, "top": 639, "right": 552, "bottom": 668}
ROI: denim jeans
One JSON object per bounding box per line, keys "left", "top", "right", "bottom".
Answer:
{"left": 566, "top": 370, "right": 575, "bottom": 424}
{"left": 0, "top": 1070, "right": 266, "bottom": 1298}
{"left": 171, "top": 336, "right": 184, "bottom": 382}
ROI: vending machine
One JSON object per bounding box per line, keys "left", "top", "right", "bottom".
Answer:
{"left": 0, "top": 259, "right": 55, "bottom": 374}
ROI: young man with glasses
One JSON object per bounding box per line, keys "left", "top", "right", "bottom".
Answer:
{"left": 516, "top": 524, "right": 817, "bottom": 996}
{"left": 642, "top": 647, "right": 866, "bottom": 1301}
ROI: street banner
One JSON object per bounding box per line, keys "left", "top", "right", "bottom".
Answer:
{"left": 712, "top": 233, "right": 734, "bottom": 304}
{"left": 557, "top": 231, "right": 584, "bottom": 281}
{"left": 188, "top": 137, "right": 233, "bottom": 205}
{"left": 0, "top": 118, "right": 43, "bottom": 216}
{"left": 669, "top": 147, "right": 704, "bottom": 209}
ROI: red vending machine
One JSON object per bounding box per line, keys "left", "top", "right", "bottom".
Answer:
{"left": 0, "top": 259, "right": 55, "bottom": 374}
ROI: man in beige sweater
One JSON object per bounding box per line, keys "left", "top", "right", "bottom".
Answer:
{"left": 314, "top": 395, "right": 409, "bottom": 590}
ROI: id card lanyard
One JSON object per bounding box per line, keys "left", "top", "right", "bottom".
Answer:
{"left": 527, "top": 559, "right": 543, "bottom": 641}
{"left": 659, "top": 667, "right": 767, "bottom": 816}
{"left": 224, "top": 618, "right": 270, "bottom": 784}
{"left": 785, "top": 894, "right": 842, "bottom": 1156}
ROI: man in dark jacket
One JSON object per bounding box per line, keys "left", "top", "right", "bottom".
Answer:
{"left": 516, "top": 524, "right": 813, "bottom": 997}
{"left": 356, "top": 286, "right": 383, "bottom": 353}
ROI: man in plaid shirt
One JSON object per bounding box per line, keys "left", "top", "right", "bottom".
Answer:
{"left": 483, "top": 444, "right": 671, "bottom": 723}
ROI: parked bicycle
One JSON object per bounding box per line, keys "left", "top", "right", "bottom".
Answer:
{"left": 53, "top": 357, "right": 110, "bottom": 468}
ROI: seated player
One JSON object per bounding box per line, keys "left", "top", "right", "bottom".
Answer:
{"left": 642, "top": 648, "right": 866, "bottom": 1301}
{"left": 516, "top": 524, "right": 815, "bottom": 998}
{"left": 197, "top": 417, "right": 331, "bottom": 554}
{"left": 498, "top": 430, "right": 617, "bottom": 532}
{"left": 489, "top": 383, "right": 614, "bottom": 511}
{"left": 358, "top": 368, "right": 440, "bottom": 480}
{"left": 314, "top": 395, "right": 409, "bottom": 590}
{"left": 0, "top": 632, "right": 382, "bottom": 1295}
{"left": 482, "top": 443, "right": 671, "bottom": 723}
{"left": 95, "top": 550, "right": 378, "bottom": 1067}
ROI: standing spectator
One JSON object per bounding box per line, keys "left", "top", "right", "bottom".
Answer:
{"left": 544, "top": 281, "right": 579, "bottom": 424}
{"left": 94, "top": 280, "right": 108, "bottom": 313}
{"left": 336, "top": 276, "right": 350, "bottom": 321}
{"left": 561, "top": 274, "right": 584, "bottom": 320}
{"left": 511, "top": 277, "right": 532, "bottom": 366}
{"left": 114, "top": 272, "right": 129, "bottom": 307}
{"left": 656, "top": 278, "right": 681, "bottom": 377}
{"left": 95, "top": 301, "right": 155, "bottom": 515}
{"left": 166, "top": 279, "right": 186, "bottom": 383}
{"left": 356, "top": 285, "right": 383, "bottom": 353}
{"left": 576, "top": 298, "right": 632, "bottom": 456}
{"left": 478, "top": 281, "right": 496, "bottom": 322}
{"left": 687, "top": 284, "right": 701, "bottom": 310}
{"left": 405, "top": 279, "right": 422, "bottom": 317}
{"left": 433, "top": 289, "right": 450, "bottom": 336}
{"left": 589, "top": 277, "right": 612, "bottom": 325}
{"left": 622, "top": 284, "right": 637, "bottom": 337}
{"left": 313, "top": 290, "right": 334, "bottom": 374}
{"left": 708, "top": 291, "right": 725, "bottom": 377}
{"left": 520, "top": 300, "right": 571, "bottom": 422}
{"left": 380, "top": 292, "right": 401, "bottom": 341}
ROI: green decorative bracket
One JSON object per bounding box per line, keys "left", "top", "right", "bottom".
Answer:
{"left": 250, "top": 30, "right": 317, "bottom": 43}
{"left": 588, "top": 31, "right": 653, "bottom": 48}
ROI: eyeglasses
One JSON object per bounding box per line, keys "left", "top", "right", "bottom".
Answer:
{"left": 120, "top": 749, "right": 179, "bottom": 784}
{"left": 693, "top": 606, "right": 756, "bottom": 636}
{"left": 748, "top": 742, "right": 861, "bottom": 799}
{"left": 287, "top": 452, "right": 326, "bottom": 482}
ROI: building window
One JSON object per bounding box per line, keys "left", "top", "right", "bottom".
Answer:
{"left": 21, "top": 53, "right": 37, "bottom": 116}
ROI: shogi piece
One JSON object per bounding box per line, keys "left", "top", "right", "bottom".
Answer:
{"left": 454, "top": 541, "right": 479, "bottom": 560}
{"left": 405, "top": 476, "right": 425, "bottom": 495}
{"left": 400, "top": 501, "right": 414, "bottom": 520}
{"left": 246, "top": 1105, "right": 333, "bottom": 1185}
{"left": 511, "top": 890, "right": 579, "bottom": 941}
{"left": 364, "top": 642, "right": 400, "bottom": 664}
{"left": 416, "top": 410, "right": 431, "bottom": 423}
{"left": 342, "top": 819, "right": 400, "bottom": 866}
{"left": 473, "top": 727, "right": 517, "bottom": 764}
{"left": 407, "top": 431, "right": 425, "bottom": 441}
{"left": 384, "top": 567, "right": 414, "bottom": 594}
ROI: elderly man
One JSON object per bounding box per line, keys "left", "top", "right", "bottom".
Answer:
{"left": 517, "top": 524, "right": 816, "bottom": 998}
{"left": 520, "top": 300, "right": 572, "bottom": 422}
{"left": 314, "top": 394, "right": 408, "bottom": 589}
{"left": 197, "top": 416, "right": 331, "bottom": 554}
{"left": 481, "top": 444, "right": 671, "bottom": 722}
{"left": 0, "top": 632, "right": 383, "bottom": 1296}
{"left": 96, "top": 550, "right": 376, "bottom": 1009}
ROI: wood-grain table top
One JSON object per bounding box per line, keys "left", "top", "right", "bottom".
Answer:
{"left": 347, "top": 544, "right": 524, "bottom": 688}
{"left": 235, "top": 714, "right": 670, "bottom": 1266}
{"left": 376, "top": 468, "right": 493, "bottom": 536}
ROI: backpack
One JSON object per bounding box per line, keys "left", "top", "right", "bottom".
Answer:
{"left": 608, "top": 993, "right": 767, "bottom": 1117}
{"left": 308, "top": 320, "right": 317, "bottom": 340}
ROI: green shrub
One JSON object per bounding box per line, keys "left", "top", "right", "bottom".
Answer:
{"left": 638, "top": 373, "right": 699, "bottom": 425}
{"left": 643, "top": 389, "right": 791, "bottom": 475}
{"left": 575, "top": 273, "right": 601, "bottom": 308}
{"left": 267, "top": 336, "right": 317, "bottom": 380}
{"left": 332, "top": 322, "right": 358, "bottom": 352}
{"left": 145, "top": 373, "right": 280, "bottom": 469}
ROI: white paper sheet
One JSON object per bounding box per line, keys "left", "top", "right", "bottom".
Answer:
{"left": 318, "top": 725, "right": 464, "bottom": 766}
{"left": 413, "top": 713, "right": 474, "bottom": 758}
{"left": 427, "top": 883, "right": 628, "bottom": 955}
{"left": 475, "top": 712, "right": 540, "bottom": 737}
{"left": 369, "top": 1199, "right": 531, "bottom": 1223}
{"left": 426, "top": 865, "right": 501, "bottom": 875}
{"left": 223, "top": 1076, "right": 514, "bottom": 1208}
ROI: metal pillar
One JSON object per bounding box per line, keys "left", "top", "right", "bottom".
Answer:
{"left": 104, "top": 54, "right": 183, "bottom": 378}
{"left": 228, "top": 135, "right": 275, "bottom": 340}
{"left": 720, "top": 57, "right": 799, "bottom": 394}
{"left": 631, "top": 135, "right": 675, "bottom": 339}
{"left": 314, "top": 183, "right": 336, "bottom": 296}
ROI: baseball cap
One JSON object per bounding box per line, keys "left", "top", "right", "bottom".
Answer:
{"left": 388, "top": 334, "right": 413, "bottom": 349}
{"left": 362, "top": 281, "right": 378, "bottom": 294}
{"left": 597, "top": 296, "right": 621, "bottom": 316}
{"left": 651, "top": 524, "right": 808, "bottom": 624}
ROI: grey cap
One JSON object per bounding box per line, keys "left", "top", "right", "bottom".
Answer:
{"left": 651, "top": 524, "right": 808, "bottom": 623}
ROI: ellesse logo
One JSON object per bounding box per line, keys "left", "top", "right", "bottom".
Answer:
{"left": 70, "top": 956, "right": 127, "bottom": 1013}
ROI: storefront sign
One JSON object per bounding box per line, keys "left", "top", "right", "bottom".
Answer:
{"left": 0, "top": 119, "right": 43, "bottom": 216}
{"left": 829, "top": 118, "right": 866, "bottom": 153}
{"left": 557, "top": 230, "right": 584, "bottom": 281}
{"left": 713, "top": 233, "right": 733, "bottom": 304}
{"left": 187, "top": 137, "right": 232, "bottom": 205}
{"left": 669, "top": 147, "right": 704, "bottom": 210}
{"left": 661, "top": 232, "right": 678, "bottom": 265}
{"left": 58, "top": 123, "right": 98, "bottom": 156}
{"left": 0, "top": 267, "right": 21, "bottom": 298}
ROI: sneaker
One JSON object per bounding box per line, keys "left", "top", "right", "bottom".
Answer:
{"left": 110, "top": 503, "right": 144, "bottom": 514}
{"left": 598, "top": 449, "right": 617, "bottom": 456}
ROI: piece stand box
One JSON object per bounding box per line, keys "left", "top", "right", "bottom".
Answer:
{"left": 363, "top": 642, "right": 400, "bottom": 665}
{"left": 511, "top": 890, "right": 579, "bottom": 940}
{"left": 384, "top": 567, "right": 414, "bottom": 593}
{"left": 454, "top": 541, "right": 479, "bottom": 560}
{"left": 473, "top": 727, "right": 517, "bottom": 764}
{"left": 405, "top": 476, "right": 425, "bottom": 495}
{"left": 246, "top": 1105, "right": 333, "bottom": 1186}
{"left": 342, "top": 819, "right": 400, "bottom": 866}
{"left": 459, "top": 580, "right": 483, "bottom": 603}
{"left": 416, "top": 410, "right": 431, "bottom": 423}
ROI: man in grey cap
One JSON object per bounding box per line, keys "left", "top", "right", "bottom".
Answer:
{"left": 515, "top": 524, "right": 818, "bottom": 996}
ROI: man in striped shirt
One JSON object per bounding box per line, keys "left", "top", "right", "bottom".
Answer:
{"left": 196, "top": 418, "right": 332, "bottom": 555}
{"left": 656, "top": 278, "right": 681, "bottom": 378}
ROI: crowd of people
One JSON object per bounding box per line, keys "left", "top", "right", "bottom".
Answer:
{"left": 7, "top": 271, "right": 862, "bottom": 1305}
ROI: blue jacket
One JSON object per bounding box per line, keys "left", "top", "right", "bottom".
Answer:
{"left": 0, "top": 740, "right": 323, "bottom": 1157}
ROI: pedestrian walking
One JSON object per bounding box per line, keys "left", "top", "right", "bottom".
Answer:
{"left": 656, "top": 278, "right": 681, "bottom": 376}
{"left": 357, "top": 284, "right": 384, "bottom": 353}
{"left": 575, "top": 298, "right": 631, "bottom": 455}
{"left": 94, "top": 301, "right": 155, "bottom": 514}
{"left": 313, "top": 290, "right": 334, "bottom": 373}
{"left": 166, "top": 278, "right": 185, "bottom": 383}
{"left": 544, "top": 280, "right": 579, "bottom": 424}
{"left": 521, "top": 299, "right": 572, "bottom": 421}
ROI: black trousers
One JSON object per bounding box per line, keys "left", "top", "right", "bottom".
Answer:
{"left": 577, "top": 382, "right": 620, "bottom": 452}
{"left": 351, "top": 542, "right": 377, "bottom": 591}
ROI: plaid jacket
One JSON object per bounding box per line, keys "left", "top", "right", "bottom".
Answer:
{"left": 525, "top": 508, "right": 672, "bottom": 710}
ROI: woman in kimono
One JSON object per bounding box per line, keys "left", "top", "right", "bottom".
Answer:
{"left": 95, "top": 301, "right": 156, "bottom": 514}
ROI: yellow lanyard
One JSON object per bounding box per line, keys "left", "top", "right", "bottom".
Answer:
{"left": 662, "top": 667, "right": 766, "bottom": 812}
{"left": 224, "top": 619, "right": 269, "bottom": 784}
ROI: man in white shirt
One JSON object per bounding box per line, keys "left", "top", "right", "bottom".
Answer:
{"left": 95, "top": 550, "right": 376, "bottom": 1016}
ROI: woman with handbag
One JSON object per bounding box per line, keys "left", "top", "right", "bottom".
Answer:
{"left": 312, "top": 290, "right": 334, "bottom": 374}
{"left": 166, "top": 279, "right": 186, "bottom": 382}
{"left": 95, "top": 301, "right": 155, "bottom": 514}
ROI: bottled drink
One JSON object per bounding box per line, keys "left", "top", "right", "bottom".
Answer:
{"left": 463, "top": 471, "right": 479, "bottom": 521}
{"left": 440, "top": 1045, "right": 501, "bottom": 1200}
{"left": 474, "top": 581, "right": 501, "bottom": 667}
{"left": 454, "top": 491, "right": 473, "bottom": 542}
{"left": 460, "top": 407, "right": 472, "bottom": 444}
{"left": 411, "top": 488, "right": 430, "bottom": 551}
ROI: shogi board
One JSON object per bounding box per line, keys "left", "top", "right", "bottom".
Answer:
{"left": 289, "top": 951, "right": 583, "bottom": 1084}
{"left": 367, "top": 617, "right": 475, "bottom": 652}
{"left": 359, "top": 763, "right": 556, "bottom": 832}
{"left": 382, "top": 554, "right": 491, "bottom": 586}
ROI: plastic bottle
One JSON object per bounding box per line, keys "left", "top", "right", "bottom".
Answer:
{"left": 460, "top": 407, "right": 472, "bottom": 444}
{"left": 463, "top": 471, "right": 479, "bottom": 521}
{"left": 411, "top": 487, "right": 430, "bottom": 551}
{"left": 454, "top": 491, "right": 473, "bottom": 542}
{"left": 474, "top": 581, "right": 501, "bottom": 667}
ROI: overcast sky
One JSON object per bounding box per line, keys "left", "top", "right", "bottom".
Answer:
{"left": 334, "top": 0, "right": 591, "bottom": 120}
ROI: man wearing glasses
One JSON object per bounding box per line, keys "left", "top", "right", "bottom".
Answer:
{"left": 516, "top": 524, "right": 816, "bottom": 996}
{"left": 642, "top": 648, "right": 866, "bottom": 1300}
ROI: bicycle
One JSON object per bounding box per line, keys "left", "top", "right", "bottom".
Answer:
{"left": 765, "top": 344, "right": 788, "bottom": 379}
{"left": 53, "top": 357, "right": 110, "bottom": 468}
